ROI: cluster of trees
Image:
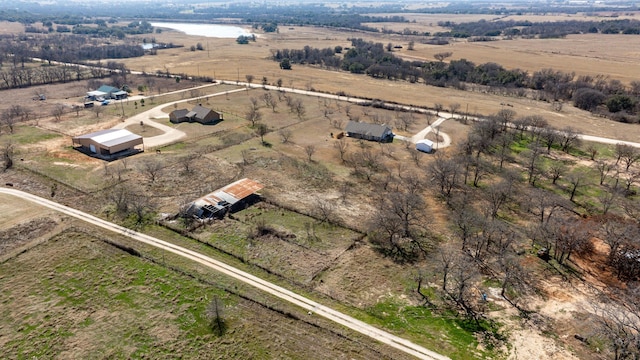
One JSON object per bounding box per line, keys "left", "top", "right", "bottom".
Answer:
{"left": 438, "top": 19, "right": 640, "bottom": 39}
{"left": 69, "top": 21, "right": 153, "bottom": 39}
{"left": 273, "top": 39, "right": 640, "bottom": 122}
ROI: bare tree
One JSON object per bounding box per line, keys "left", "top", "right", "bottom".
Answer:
{"left": 427, "top": 153, "right": 460, "bottom": 201}
{"left": 278, "top": 128, "right": 292, "bottom": 143}
{"left": 181, "top": 152, "right": 201, "bottom": 174}
{"left": 304, "top": 144, "right": 316, "bottom": 162}
{"left": 615, "top": 143, "right": 640, "bottom": 171}
{"left": 558, "top": 127, "right": 581, "bottom": 153}
{"left": 548, "top": 161, "right": 566, "bottom": 185}
{"left": 261, "top": 92, "right": 277, "bottom": 112}
{"left": 334, "top": 137, "right": 348, "bottom": 163}
{"left": 139, "top": 157, "right": 164, "bottom": 183}
{"left": 312, "top": 196, "right": 336, "bottom": 223}
{"left": 566, "top": 169, "right": 589, "bottom": 202}
{"left": 93, "top": 104, "right": 104, "bottom": 118}
{"left": 433, "top": 103, "right": 443, "bottom": 116}
{"left": 206, "top": 296, "right": 227, "bottom": 336}
{"left": 434, "top": 52, "right": 453, "bottom": 62}
{"left": 0, "top": 110, "right": 17, "bottom": 134}
{"left": 594, "top": 160, "right": 613, "bottom": 185}
{"left": 1, "top": 141, "right": 15, "bottom": 170}
{"left": 245, "top": 74, "right": 254, "bottom": 87}
{"left": 245, "top": 106, "right": 262, "bottom": 127}
{"left": 52, "top": 104, "right": 65, "bottom": 122}
{"left": 448, "top": 103, "right": 461, "bottom": 117}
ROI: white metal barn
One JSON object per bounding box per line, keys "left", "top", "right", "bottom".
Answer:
{"left": 72, "top": 129, "right": 144, "bottom": 160}
{"left": 416, "top": 139, "right": 434, "bottom": 153}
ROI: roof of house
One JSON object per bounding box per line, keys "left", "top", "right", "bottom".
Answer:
{"left": 96, "top": 85, "right": 121, "bottom": 94}
{"left": 193, "top": 178, "right": 264, "bottom": 209}
{"left": 345, "top": 121, "right": 392, "bottom": 138}
{"left": 73, "top": 129, "right": 142, "bottom": 148}
{"left": 190, "top": 105, "right": 214, "bottom": 120}
{"left": 170, "top": 109, "right": 190, "bottom": 118}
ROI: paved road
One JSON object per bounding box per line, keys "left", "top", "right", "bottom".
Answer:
{"left": 0, "top": 187, "right": 450, "bottom": 360}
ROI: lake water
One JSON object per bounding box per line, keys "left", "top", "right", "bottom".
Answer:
{"left": 150, "top": 22, "right": 253, "bottom": 38}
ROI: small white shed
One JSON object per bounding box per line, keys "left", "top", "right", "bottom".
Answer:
{"left": 416, "top": 139, "right": 434, "bottom": 153}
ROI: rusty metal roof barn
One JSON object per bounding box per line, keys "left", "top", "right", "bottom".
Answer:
{"left": 187, "top": 178, "right": 264, "bottom": 219}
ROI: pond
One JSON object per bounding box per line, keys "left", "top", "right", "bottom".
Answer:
{"left": 150, "top": 22, "right": 254, "bottom": 38}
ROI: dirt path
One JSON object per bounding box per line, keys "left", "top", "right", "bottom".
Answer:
{"left": 0, "top": 187, "right": 450, "bottom": 360}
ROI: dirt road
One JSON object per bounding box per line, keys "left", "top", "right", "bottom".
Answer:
{"left": 0, "top": 187, "right": 450, "bottom": 360}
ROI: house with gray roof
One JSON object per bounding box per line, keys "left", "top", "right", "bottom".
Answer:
{"left": 170, "top": 105, "right": 223, "bottom": 124}
{"left": 344, "top": 121, "right": 393, "bottom": 142}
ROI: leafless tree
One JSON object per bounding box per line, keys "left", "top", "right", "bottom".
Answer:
{"left": 566, "top": 169, "right": 589, "bottom": 202}
{"left": 261, "top": 92, "right": 277, "bottom": 112}
{"left": 615, "top": 143, "right": 640, "bottom": 171}
{"left": 558, "top": 127, "right": 581, "bottom": 153}
{"left": 93, "top": 104, "right": 104, "bottom": 118}
{"left": 547, "top": 161, "right": 566, "bottom": 185}
{"left": 334, "top": 137, "right": 348, "bottom": 163}
{"left": 591, "top": 286, "right": 640, "bottom": 360}
{"left": 434, "top": 52, "right": 452, "bottom": 62}
{"left": 278, "top": 128, "right": 292, "bottom": 143}
{"left": 586, "top": 144, "right": 599, "bottom": 161}
{"left": 495, "top": 108, "right": 516, "bottom": 132}
{"left": 433, "top": 103, "right": 443, "bottom": 116}
{"left": 448, "top": 103, "right": 461, "bottom": 117}
{"left": 181, "top": 152, "right": 201, "bottom": 174}
{"left": 396, "top": 112, "right": 415, "bottom": 131}
{"left": 523, "top": 187, "right": 569, "bottom": 224}
{"left": 312, "top": 196, "right": 336, "bottom": 224}
{"left": 206, "top": 296, "right": 227, "bottom": 336}
{"left": 52, "top": 104, "right": 65, "bottom": 122}
{"left": 1, "top": 110, "right": 17, "bottom": 134}
{"left": 245, "top": 74, "right": 254, "bottom": 87}
{"left": 292, "top": 99, "right": 306, "bottom": 120}
{"left": 483, "top": 179, "right": 513, "bottom": 218}
{"left": 139, "top": 157, "right": 164, "bottom": 183}
{"left": 245, "top": 106, "right": 262, "bottom": 127}
{"left": 1, "top": 141, "right": 15, "bottom": 170}
{"left": 428, "top": 153, "right": 460, "bottom": 201}
{"left": 594, "top": 160, "right": 613, "bottom": 185}
{"left": 540, "top": 127, "right": 559, "bottom": 152}
{"left": 524, "top": 140, "right": 544, "bottom": 185}
{"left": 304, "top": 144, "right": 316, "bottom": 162}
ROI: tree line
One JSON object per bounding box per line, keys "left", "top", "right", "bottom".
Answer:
{"left": 273, "top": 39, "right": 640, "bottom": 123}
{"left": 437, "top": 18, "right": 640, "bottom": 38}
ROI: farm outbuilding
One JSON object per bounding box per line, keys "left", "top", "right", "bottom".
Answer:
{"left": 87, "top": 85, "right": 128, "bottom": 100}
{"left": 72, "top": 129, "right": 144, "bottom": 160}
{"left": 185, "top": 178, "right": 263, "bottom": 219}
{"left": 170, "top": 105, "right": 223, "bottom": 124}
{"left": 344, "top": 121, "right": 393, "bottom": 142}
{"left": 416, "top": 139, "right": 434, "bottom": 153}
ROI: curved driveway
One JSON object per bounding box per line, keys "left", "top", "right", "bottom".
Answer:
{"left": 113, "top": 87, "right": 247, "bottom": 148}
{"left": 0, "top": 187, "right": 449, "bottom": 360}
